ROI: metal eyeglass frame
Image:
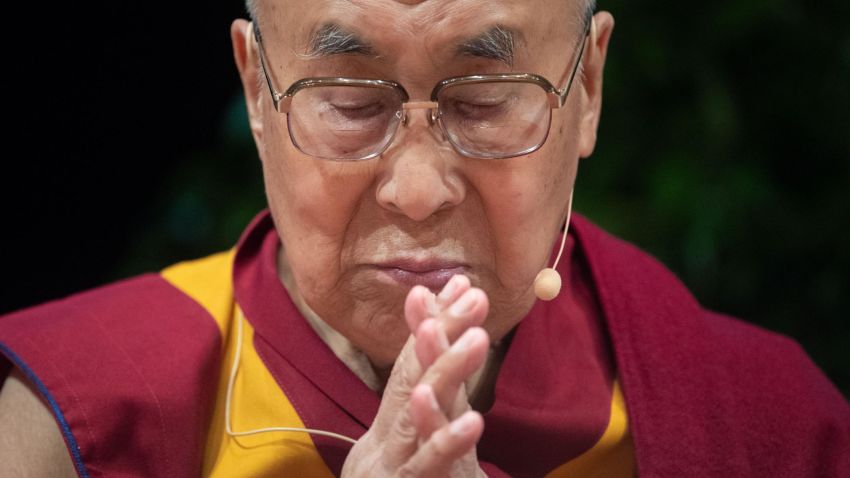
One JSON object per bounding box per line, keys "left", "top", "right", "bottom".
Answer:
{"left": 251, "top": 13, "right": 593, "bottom": 160}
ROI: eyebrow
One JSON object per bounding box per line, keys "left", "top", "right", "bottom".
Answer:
{"left": 305, "top": 23, "right": 376, "bottom": 57}
{"left": 456, "top": 25, "right": 518, "bottom": 66}
{"left": 305, "top": 22, "right": 520, "bottom": 66}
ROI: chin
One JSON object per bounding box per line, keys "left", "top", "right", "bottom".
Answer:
{"left": 331, "top": 302, "right": 411, "bottom": 367}
{"left": 356, "top": 330, "right": 409, "bottom": 371}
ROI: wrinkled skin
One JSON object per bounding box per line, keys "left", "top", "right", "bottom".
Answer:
{"left": 231, "top": 0, "right": 614, "bottom": 474}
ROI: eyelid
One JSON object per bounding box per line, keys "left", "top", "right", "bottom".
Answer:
{"left": 331, "top": 102, "right": 377, "bottom": 109}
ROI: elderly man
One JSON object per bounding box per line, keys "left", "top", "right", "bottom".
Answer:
{"left": 1, "top": 0, "right": 848, "bottom": 476}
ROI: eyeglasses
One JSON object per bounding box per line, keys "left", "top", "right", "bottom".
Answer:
{"left": 252, "top": 17, "right": 591, "bottom": 161}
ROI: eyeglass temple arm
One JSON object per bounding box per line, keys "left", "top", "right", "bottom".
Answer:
{"left": 251, "top": 23, "right": 287, "bottom": 112}
{"left": 555, "top": 13, "right": 594, "bottom": 108}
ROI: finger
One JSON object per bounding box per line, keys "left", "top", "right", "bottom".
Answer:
{"left": 372, "top": 279, "right": 483, "bottom": 467}
{"left": 409, "top": 384, "right": 447, "bottom": 442}
{"left": 414, "top": 318, "right": 449, "bottom": 369}
{"left": 404, "top": 285, "right": 434, "bottom": 334}
{"left": 380, "top": 283, "right": 479, "bottom": 438}
{"left": 374, "top": 334, "right": 422, "bottom": 436}
{"left": 397, "top": 411, "right": 484, "bottom": 478}
{"left": 449, "top": 381, "right": 473, "bottom": 419}
{"left": 419, "top": 327, "right": 490, "bottom": 413}
{"left": 438, "top": 288, "right": 489, "bottom": 345}
{"left": 383, "top": 328, "right": 487, "bottom": 458}
{"left": 436, "top": 274, "right": 471, "bottom": 309}
{"left": 405, "top": 275, "right": 471, "bottom": 336}
{"left": 383, "top": 394, "right": 422, "bottom": 463}
{"left": 376, "top": 334, "right": 434, "bottom": 465}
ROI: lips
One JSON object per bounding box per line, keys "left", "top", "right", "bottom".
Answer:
{"left": 371, "top": 259, "right": 467, "bottom": 291}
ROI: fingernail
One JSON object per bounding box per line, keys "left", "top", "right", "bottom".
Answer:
{"left": 449, "top": 290, "right": 477, "bottom": 317}
{"left": 438, "top": 275, "right": 460, "bottom": 303}
{"left": 449, "top": 413, "right": 475, "bottom": 436}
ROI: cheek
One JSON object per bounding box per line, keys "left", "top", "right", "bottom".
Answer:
{"left": 472, "top": 114, "right": 579, "bottom": 296}
{"left": 261, "top": 119, "right": 376, "bottom": 296}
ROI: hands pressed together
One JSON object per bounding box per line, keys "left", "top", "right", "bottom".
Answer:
{"left": 342, "top": 275, "right": 492, "bottom": 478}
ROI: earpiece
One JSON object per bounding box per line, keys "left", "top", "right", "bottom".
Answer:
{"left": 533, "top": 190, "right": 574, "bottom": 301}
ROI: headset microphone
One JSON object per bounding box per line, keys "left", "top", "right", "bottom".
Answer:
{"left": 533, "top": 189, "right": 574, "bottom": 301}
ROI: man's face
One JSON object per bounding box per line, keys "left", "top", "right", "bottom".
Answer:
{"left": 235, "top": 0, "right": 612, "bottom": 367}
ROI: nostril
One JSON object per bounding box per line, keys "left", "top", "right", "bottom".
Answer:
{"left": 375, "top": 167, "right": 462, "bottom": 222}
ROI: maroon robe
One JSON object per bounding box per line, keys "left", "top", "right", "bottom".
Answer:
{"left": 1, "top": 211, "right": 848, "bottom": 477}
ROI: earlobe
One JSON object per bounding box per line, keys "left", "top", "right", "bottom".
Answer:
{"left": 577, "top": 12, "right": 615, "bottom": 159}
{"left": 231, "top": 19, "right": 264, "bottom": 149}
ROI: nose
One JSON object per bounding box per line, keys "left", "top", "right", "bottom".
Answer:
{"left": 375, "top": 111, "right": 466, "bottom": 222}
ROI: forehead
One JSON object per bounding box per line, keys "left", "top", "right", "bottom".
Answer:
{"left": 262, "top": 0, "right": 578, "bottom": 55}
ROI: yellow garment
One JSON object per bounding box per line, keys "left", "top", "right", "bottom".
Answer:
{"left": 161, "top": 250, "right": 635, "bottom": 477}
{"left": 162, "top": 250, "right": 333, "bottom": 477}
{"left": 545, "top": 381, "right": 636, "bottom": 478}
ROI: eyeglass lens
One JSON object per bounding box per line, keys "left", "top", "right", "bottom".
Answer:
{"left": 287, "top": 85, "right": 405, "bottom": 160}
{"left": 286, "top": 81, "right": 552, "bottom": 160}
{"left": 437, "top": 82, "right": 552, "bottom": 159}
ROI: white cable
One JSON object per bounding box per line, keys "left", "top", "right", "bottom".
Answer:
{"left": 225, "top": 309, "right": 358, "bottom": 445}
{"left": 551, "top": 189, "right": 575, "bottom": 271}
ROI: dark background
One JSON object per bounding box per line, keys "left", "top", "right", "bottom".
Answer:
{"left": 2, "top": 1, "right": 848, "bottom": 397}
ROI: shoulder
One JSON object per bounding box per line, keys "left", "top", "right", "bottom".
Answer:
{"left": 693, "top": 309, "right": 850, "bottom": 475}
{"left": 571, "top": 214, "right": 850, "bottom": 474}
{"left": 700, "top": 309, "right": 850, "bottom": 429}
{"left": 0, "top": 251, "right": 234, "bottom": 400}
{"left": 0, "top": 250, "right": 235, "bottom": 477}
{"left": 0, "top": 271, "right": 220, "bottom": 383}
{"left": 1, "top": 249, "right": 235, "bottom": 344}
{"left": 573, "top": 214, "right": 846, "bottom": 408}
{"left": 1, "top": 273, "right": 195, "bottom": 333}
{"left": 572, "top": 214, "right": 814, "bottom": 359}
{"left": 699, "top": 308, "right": 848, "bottom": 412}
{"left": 578, "top": 214, "right": 844, "bottom": 395}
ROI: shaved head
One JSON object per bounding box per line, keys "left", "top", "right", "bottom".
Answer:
{"left": 244, "top": 0, "right": 597, "bottom": 25}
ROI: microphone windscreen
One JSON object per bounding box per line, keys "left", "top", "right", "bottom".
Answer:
{"left": 534, "top": 268, "right": 562, "bottom": 301}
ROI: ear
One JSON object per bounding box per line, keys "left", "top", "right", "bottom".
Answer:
{"left": 577, "top": 12, "right": 614, "bottom": 159}
{"left": 231, "top": 19, "right": 265, "bottom": 153}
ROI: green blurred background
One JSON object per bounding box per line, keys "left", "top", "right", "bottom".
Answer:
{"left": 3, "top": 1, "right": 848, "bottom": 396}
